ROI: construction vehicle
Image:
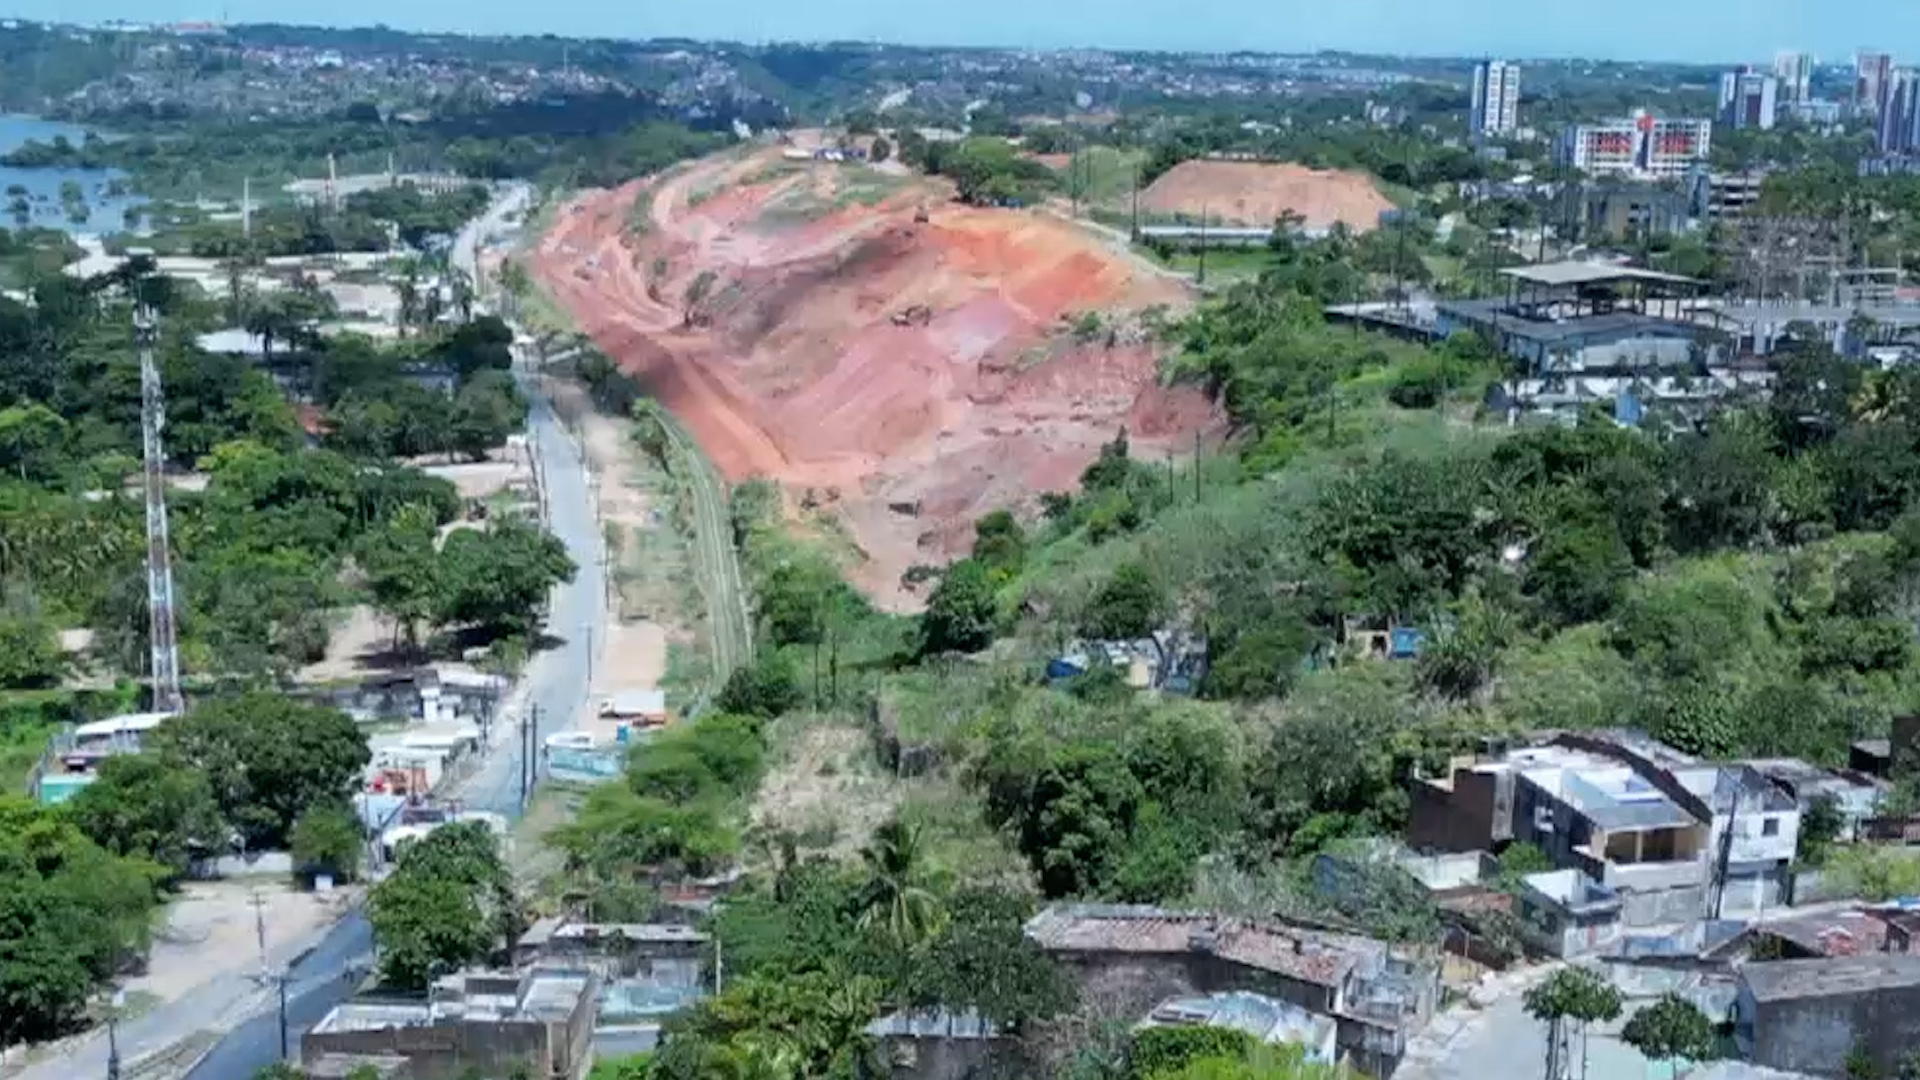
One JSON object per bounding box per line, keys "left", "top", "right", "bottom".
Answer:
{"left": 913, "top": 205, "right": 931, "bottom": 224}
{"left": 891, "top": 304, "right": 933, "bottom": 327}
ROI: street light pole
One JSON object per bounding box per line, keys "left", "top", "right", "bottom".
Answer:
{"left": 105, "top": 997, "right": 121, "bottom": 1080}
{"left": 277, "top": 972, "right": 290, "bottom": 1061}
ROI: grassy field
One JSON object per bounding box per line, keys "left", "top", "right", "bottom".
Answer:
{"left": 1138, "top": 244, "right": 1275, "bottom": 285}
{"left": 1059, "top": 146, "right": 1149, "bottom": 207}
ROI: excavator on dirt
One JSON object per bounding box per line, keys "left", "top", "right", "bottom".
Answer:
{"left": 891, "top": 304, "right": 933, "bottom": 327}
{"left": 913, "top": 204, "right": 931, "bottom": 224}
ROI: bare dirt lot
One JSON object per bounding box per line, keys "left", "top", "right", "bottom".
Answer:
{"left": 532, "top": 145, "right": 1217, "bottom": 608}
{"left": 132, "top": 880, "right": 353, "bottom": 1003}
{"left": 1140, "top": 159, "right": 1396, "bottom": 232}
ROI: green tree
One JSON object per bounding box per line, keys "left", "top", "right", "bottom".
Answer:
{"left": 919, "top": 559, "right": 996, "bottom": 655}
{"left": 0, "top": 616, "right": 65, "bottom": 689}
{"left": 1493, "top": 842, "right": 1554, "bottom": 891}
{"left": 0, "top": 797, "right": 162, "bottom": 1045}
{"left": 912, "top": 884, "right": 1071, "bottom": 1031}
{"left": 971, "top": 510, "right": 1027, "bottom": 578}
{"left": 855, "top": 816, "right": 942, "bottom": 948}
{"left": 1128, "top": 1026, "right": 1258, "bottom": 1080}
{"left": 434, "top": 519, "right": 576, "bottom": 638}
{"left": 369, "top": 822, "right": 513, "bottom": 989}
{"left": 67, "top": 753, "right": 224, "bottom": 880}
{"left": 355, "top": 506, "right": 445, "bottom": 648}
{"left": 290, "top": 801, "right": 366, "bottom": 884}
{"left": 716, "top": 654, "right": 804, "bottom": 719}
{"left": 1082, "top": 561, "right": 1165, "bottom": 641}
{"left": 1523, "top": 967, "right": 1622, "bottom": 1080}
{"left": 1620, "top": 993, "right": 1715, "bottom": 1078}
{"left": 0, "top": 402, "right": 68, "bottom": 482}
{"left": 1798, "top": 792, "right": 1847, "bottom": 867}
{"left": 151, "top": 693, "right": 370, "bottom": 850}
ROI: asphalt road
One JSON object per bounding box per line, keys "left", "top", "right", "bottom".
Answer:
{"left": 118, "top": 183, "right": 599, "bottom": 1080}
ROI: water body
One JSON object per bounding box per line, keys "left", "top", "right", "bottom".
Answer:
{"left": 0, "top": 115, "right": 147, "bottom": 235}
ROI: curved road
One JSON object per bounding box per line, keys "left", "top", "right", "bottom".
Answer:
{"left": 1, "top": 183, "right": 604, "bottom": 1080}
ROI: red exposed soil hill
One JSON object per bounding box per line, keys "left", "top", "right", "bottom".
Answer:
{"left": 1141, "top": 159, "right": 1395, "bottom": 232}
{"left": 533, "top": 148, "right": 1215, "bottom": 609}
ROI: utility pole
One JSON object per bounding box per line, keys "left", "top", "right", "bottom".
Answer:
{"left": 1197, "top": 202, "right": 1209, "bottom": 286}
{"left": 519, "top": 706, "right": 533, "bottom": 808}
{"left": 105, "top": 990, "right": 123, "bottom": 1080}
{"left": 251, "top": 888, "right": 269, "bottom": 978}
{"left": 277, "top": 972, "right": 290, "bottom": 1060}
{"left": 1193, "top": 430, "right": 1202, "bottom": 503}
{"left": 1130, "top": 162, "right": 1141, "bottom": 242}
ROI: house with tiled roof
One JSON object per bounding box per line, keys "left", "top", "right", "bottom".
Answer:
{"left": 1023, "top": 904, "right": 1438, "bottom": 1076}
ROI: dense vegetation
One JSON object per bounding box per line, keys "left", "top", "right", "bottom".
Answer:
{"left": 0, "top": 239, "right": 574, "bottom": 1044}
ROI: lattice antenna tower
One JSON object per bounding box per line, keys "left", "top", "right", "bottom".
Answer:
{"left": 135, "top": 305, "right": 183, "bottom": 714}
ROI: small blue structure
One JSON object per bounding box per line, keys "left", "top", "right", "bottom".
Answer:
{"left": 1388, "top": 626, "right": 1425, "bottom": 660}
{"left": 1614, "top": 387, "right": 1645, "bottom": 427}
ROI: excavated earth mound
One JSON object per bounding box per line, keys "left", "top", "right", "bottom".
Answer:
{"left": 1141, "top": 159, "right": 1395, "bottom": 232}
{"left": 534, "top": 146, "right": 1215, "bottom": 609}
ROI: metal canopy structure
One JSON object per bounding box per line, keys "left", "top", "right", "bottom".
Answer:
{"left": 1496, "top": 261, "right": 1708, "bottom": 323}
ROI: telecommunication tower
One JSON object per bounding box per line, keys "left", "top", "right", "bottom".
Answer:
{"left": 135, "top": 306, "right": 184, "bottom": 714}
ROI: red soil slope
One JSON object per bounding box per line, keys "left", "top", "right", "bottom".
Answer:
{"left": 533, "top": 148, "right": 1214, "bottom": 609}
{"left": 1141, "top": 160, "right": 1395, "bottom": 232}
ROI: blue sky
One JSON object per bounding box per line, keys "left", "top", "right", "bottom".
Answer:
{"left": 11, "top": 0, "right": 1920, "bottom": 64}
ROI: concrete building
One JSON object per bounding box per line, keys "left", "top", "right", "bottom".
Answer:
{"left": 1744, "top": 759, "right": 1888, "bottom": 842}
{"left": 1559, "top": 113, "right": 1712, "bottom": 179}
{"left": 1471, "top": 60, "right": 1521, "bottom": 139}
{"left": 1515, "top": 869, "right": 1625, "bottom": 958}
{"left": 1432, "top": 262, "right": 1712, "bottom": 373}
{"left": 1024, "top": 904, "right": 1438, "bottom": 1075}
{"left": 1690, "top": 169, "right": 1768, "bottom": 223}
{"left": 1734, "top": 955, "right": 1920, "bottom": 1076}
{"left": 866, "top": 1010, "right": 1012, "bottom": 1080}
{"left": 1720, "top": 67, "right": 1780, "bottom": 131}
{"left": 1859, "top": 51, "right": 1895, "bottom": 119}
{"left": 1578, "top": 180, "right": 1693, "bottom": 239}
{"left": 1774, "top": 52, "right": 1814, "bottom": 105}
{"left": 1407, "top": 731, "right": 1803, "bottom": 926}
{"left": 1878, "top": 68, "right": 1920, "bottom": 155}
{"left": 303, "top": 967, "right": 599, "bottom": 1080}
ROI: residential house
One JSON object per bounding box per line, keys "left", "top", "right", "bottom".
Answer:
{"left": 866, "top": 1010, "right": 1015, "bottom": 1080}
{"left": 1515, "top": 869, "right": 1625, "bottom": 958}
{"left": 1734, "top": 955, "right": 1920, "bottom": 1076}
{"left": 1407, "top": 731, "right": 1803, "bottom": 926}
{"left": 303, "top": 967, "right": 599, "bottom": 1080}
{"left": 1745, "top": 759, "right": 1889, "bottom": 842}
{"left": 1024, "top": 904, "right": 1437, "bottom": 1076}
{"left": 1669, "top": 762, "right": 1800, "bottom": 918}
{"left": 1746, "top": 911, "right": 1891, "bottom": 960}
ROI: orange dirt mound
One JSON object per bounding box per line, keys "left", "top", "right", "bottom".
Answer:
{"left": 532, "top": 148, "right": 1218, "bottom": 611}
{"left": 1141, "top": 159, "right": 1395, "bottom": 232}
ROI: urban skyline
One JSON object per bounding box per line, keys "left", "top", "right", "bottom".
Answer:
{"left": 6, "top": 0, "right": 1920, "bottom": 65}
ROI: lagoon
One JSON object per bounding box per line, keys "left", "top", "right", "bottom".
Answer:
{"left": 0, "top": 115, "right": 147, "bottom": 235}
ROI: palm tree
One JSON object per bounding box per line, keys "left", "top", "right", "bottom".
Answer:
{"left": 855, "top": 817, "right": 943, "bottom": 948}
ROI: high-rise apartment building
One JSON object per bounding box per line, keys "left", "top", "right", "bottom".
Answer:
{"left": 1772, "top": 51, "right": 1814, "bottom": 105}
{"left": 1878, "top": 68, "right": 1920, "bottom": 154}
{"left": 1859, "top": 51, "right": 1894, "bottom": 117}
{"left": 1471, "top": 60, "right": 1521, "bottom": 138}
{"left": 1719, "top": 67, "right": 1780, "bottom": 130}
{"left": 1559, "top": 112, "right": 1713, "bottom": 179}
